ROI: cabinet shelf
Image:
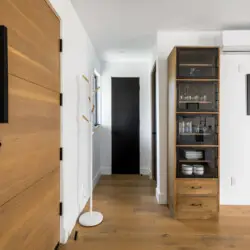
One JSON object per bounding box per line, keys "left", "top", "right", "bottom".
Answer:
{"left": 176, "top": 112, "right": 218, "bottom": 115}
{"left": 176, "top": 145, "right": 218, "bottom": 148}
{"left": 179, "top": 160, "right": 211, "bottom": 163}
{"left": 168, "top": 47, "right": 220, "bottom": 219}
{"left": 179, "top": 133, "right": 212, "bottom": 136}
{"left": 179, "top": 63, "right": 216, "bottom": 67}
{"left": 179, "top": 101, "right": 212, "bottom": 104}
{"left": 177, "top": 172, "right": 218, "bottom": 179}
{"left": 177, "top": 79, "right": 219, "bottom": 82}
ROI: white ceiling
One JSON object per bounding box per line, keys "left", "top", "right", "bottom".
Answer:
{"left": 71, "top": 0, "right": 250, "bottom": 61}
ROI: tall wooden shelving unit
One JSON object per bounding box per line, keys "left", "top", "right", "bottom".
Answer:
{"left": 167, "top": 47, "right": 220, "bottom": 219}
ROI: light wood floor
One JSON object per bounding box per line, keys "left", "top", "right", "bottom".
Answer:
{"left": 60, "top": 175, "right": 250, "bottom": 250}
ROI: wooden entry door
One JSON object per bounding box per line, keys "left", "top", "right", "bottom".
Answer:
{"left": 0, "top": 1, "right": 60, "bottom": 250}
{"left": 112, "top": 77, "right": 140, "bottom": 174}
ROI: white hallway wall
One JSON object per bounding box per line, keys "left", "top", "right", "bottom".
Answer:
{"left": 100, "top": 61, "right": 151, "bottom": 175}
{"left": 220, "top": 54, "right": 250, "bottom": 205}
{"left": 156, "top": 31, "right": 250, "bottom": 205}
{"left": 48, "top": 0, "right": 100, "bottom": 243}
{"left": 93, "top": 128, "right": 101, "bottom": 186}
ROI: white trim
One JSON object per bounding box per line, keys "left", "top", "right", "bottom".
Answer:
{"left": 101, "top": 166, "right": 112, "bottom": 175}
{"left": 101, "top": 166, "right": 151, "bottom": 176}
{"left": 156, "top": 187, "right": 167, "bottom": 204}
{"left": 93, "top": 169, "right": 101, "bottom": 188}
{"left": 140, "top": 167, "right": 151, "bottom": 176}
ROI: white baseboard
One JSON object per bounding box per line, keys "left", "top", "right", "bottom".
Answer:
{"left": 101, "top": 166, "right": 111, "bottom": 175}
{"left": 93, "top": 169, "right": 101, "bottom": 187}
{"left": 101, "top": 166, "right": 151, "bottom": 176}
{"left": 156, "top": 187, "right": 167, "bottom": 204}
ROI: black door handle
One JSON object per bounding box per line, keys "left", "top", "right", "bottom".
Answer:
{"left": 152, "top": 132, "right": 156, "bottom": 135}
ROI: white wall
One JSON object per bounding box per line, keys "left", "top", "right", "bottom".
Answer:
{"left": 156, "top": 31, "right": 221, "bottom": 204}
{"left": 93, "top": 128, "right": 101, "bottom": 186}
{"left": 157, "top": 31, "right": 222, "bottom": 58}
{"left": 220, "top": 54, "right": 250, "bottom": 205}
{"left": 156, "top": 30, "right": 250, "bottom": 206}
{"left": 48, "top": 0, "right": 100, "bottom": 243}
{"left": 100, "top": 61, "right": 151, "bottom": 175}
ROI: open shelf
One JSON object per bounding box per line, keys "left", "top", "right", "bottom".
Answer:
{"left": 179, "top": 63, "right": 215, "bottom": 67}
{"left": 177, "top": 164, "right": 218, "bottom": 179}
{"left": 176, "top": 112, "right": 219, "bottom": 115}
{"left": 177, "top": 79, "right": 219, "bottom": 82}
{"left": 179, "top": 160, "right": 211, "bottom": 163}
{"left": 177, "top": 171, "right": 218, "bottom": 179}
{"left": 176, "top": 145, "right": 218, "bottom": 148}
{"left": 179, "top": 101, "right": 212, "bottom": 104}
{"left": 179, "top": 133, "right": 212, "bottom": 136}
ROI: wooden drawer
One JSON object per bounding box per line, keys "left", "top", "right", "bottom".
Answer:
{"left": 176, "top": 179, "right": 218, "bottom": 196}
{"left": 176, "top": 196, "right": 218, "bottom": 219}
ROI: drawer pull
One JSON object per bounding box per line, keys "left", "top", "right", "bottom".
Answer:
{"left": 191, "top": 203, "right": 202, "bottom": 207}
{"left": 191, "top": 186, "right": 202, "bottom": 189}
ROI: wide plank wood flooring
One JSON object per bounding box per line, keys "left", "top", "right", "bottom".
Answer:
{"left": 60, "top": 175, "right": 250, "bottom": 250}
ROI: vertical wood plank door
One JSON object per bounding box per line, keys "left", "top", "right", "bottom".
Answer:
{"left": 0, "top": 1, "right": 60, "bottom": 249}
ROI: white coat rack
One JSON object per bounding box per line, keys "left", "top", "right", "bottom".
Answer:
{"left": 78, "top": 74, "right": 103, "bottom": 227}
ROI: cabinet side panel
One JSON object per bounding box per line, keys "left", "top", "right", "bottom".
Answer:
{"left": 167, "top": 48, "right": 177, "bottom": 216}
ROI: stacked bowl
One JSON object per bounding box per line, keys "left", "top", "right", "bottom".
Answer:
{"left": 185, "top": 151, "right": 202, "bottom": 160}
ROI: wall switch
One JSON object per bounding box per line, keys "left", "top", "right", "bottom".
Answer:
{"left": 231, "top": 177, "right": 236, "bottom": 186}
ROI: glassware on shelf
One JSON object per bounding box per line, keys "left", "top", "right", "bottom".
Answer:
{"left": 200, "top": 95, "right": 207, "bottom": 102}
{"left": 184, "top": 95, "right": 192, "bottom": 101}
{"left": 179, "top": 122, "right": 182, "bottom": 134}
{"left": 189, "top": 67, "right": 196, "bottom": 77}
{"left": 193, "top": 125, "right": 199, "bottom": 133}
{"left": 203, "top": 126, "right": 208, "bottom": 133}
{"left": 179, "top": 121, "right": 185, "bottom": 134}
{"left": 184, "top": 121, "right": 192, "bottom": 133}
{"left": 207, "top": 125, "right": 213, "bottom": 134}
{"left": 183, "top": 85, "right": 190, "bottom": 101}
{"left": 203, "top": 118, "right": 208, "bottom": 133}
{"left": 194, "top": 95, "right": 199, "bottom": 102}
{"left": 188, "top": 121, "right": 192, "bottom": 133}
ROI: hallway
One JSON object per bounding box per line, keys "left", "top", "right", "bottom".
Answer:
{"left": 60, "top": 175, "right": 250, "bottom": 250}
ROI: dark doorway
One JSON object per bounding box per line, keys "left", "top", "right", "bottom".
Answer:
{"left": 112, "top": 77, "right": 140, "bottom": 174}
{"left": 151, "top": 63, "right": 157, "bottom": 181}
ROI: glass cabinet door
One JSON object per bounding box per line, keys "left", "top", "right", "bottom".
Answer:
{"left": 177, "top": 81, "right": 218, "bottom": 112}
{"left": 176, "top": 147, "right": 218, "bottom": 179}
{"left": 177, "top": 48, "right": 219, "bottom": 79}
{"left": 177, "top": 114, "right": 218, "bottom": 145}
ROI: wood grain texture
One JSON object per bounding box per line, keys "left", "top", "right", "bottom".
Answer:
{"left": 0, "top": 168, "right": 60, "bottom": 250}
{"left": 60, "top": 176, "right": 250, "bottom": 250}
{"left": 176, "top": 196, "right": 218, "bottom": 219}
{"left": 177, "top": 79, "right": 219, "bottom": 82}
{"left": 167, "top": 47, "right": 220, "bottom": 219}
{"left": 0, "top": 1, "right": 60, "bottom": 249}
{"left": 176, "top": 179, "right": 218, "bottom": 196}
{"left": 217, "top": 48, "right": 221, "bottom": 211}
{"left": 0, "top": 0, "right": 60, "bottom": 92}
{"left": 0, "top": 75, "right": 60, "bottom": 206}
{"left": 167, "top": 48, "right": 177, "bottom": 215}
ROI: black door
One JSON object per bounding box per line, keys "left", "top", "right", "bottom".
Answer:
{"left": 112, "top": 77, "right": 140, "bottom": 174}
